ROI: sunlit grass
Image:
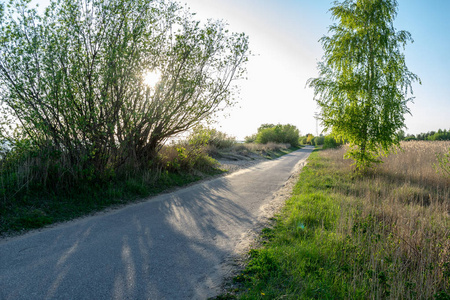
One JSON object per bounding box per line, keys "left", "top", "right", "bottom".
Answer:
{"left": 224, "top": 141, "right": 450, "bottom": 299}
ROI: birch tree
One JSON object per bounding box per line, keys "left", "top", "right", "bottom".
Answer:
{"left": 308, "top": 0, "right": 419, "bottom": 171}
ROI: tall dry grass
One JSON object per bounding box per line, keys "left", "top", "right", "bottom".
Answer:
{"left": 321, "top": 141, "right": 450, "bottom": 299}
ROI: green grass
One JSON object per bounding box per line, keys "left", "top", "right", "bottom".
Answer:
{"left": 0, "top": 145, "right": 297, "bottom": 237}
{"left": 216, "top": 147, "right": 450, "bottom": 299}
{"left": 227, "top": 152, "right": 357, "bottom": 299}
{"left": 0, "top": 170, "right": 214, "bottom": 236}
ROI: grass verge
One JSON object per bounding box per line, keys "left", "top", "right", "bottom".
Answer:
{"left": 0, "top": 144, "right": 297, "bottom": 238}
{"left": 0, "top": 169, "right": 220, "bottom": 237}
{"left": 218, "top": 142, "right": 450, "bottom": 299}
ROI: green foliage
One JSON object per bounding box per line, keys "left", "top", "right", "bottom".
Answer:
{"left": 257, "top": 123, "right": 276, "bottom": 131}
{"left": 402, "top": 129, "right": 450, "bottom": 141}
{"left": 189, "top": 125, "right": 236, "bottom": 149}
{"left": 254, "top": 124, "right": 300, "bottom": 147}
{"left": 300, "top": 134, "right": 314, "bottom": 145}
{"left": 0, "top": 0, "right": 248, "bottom": 192}
{"left": 12, "top": 209, "right": 54, "bottom": 230}
{"left": 397, "top": 129, "right": 406, "bottom": 141}
{"left": 159, "top": 143, "right": 219, "bottom": 174}
{"left": 307, "top": 0, "right": 420, "bottom": 172}
{"left": 306, "top": 134, "right": 314, "bottom": 145}
{"left": 0, "top": 0, "right": 243, "bottom": 231}
{"left": 313, "top": 135, "right": 325, "bottom": 146}
{"left": 428, "top": 129, "right": 450, "bottom": 141}
{"left": 322, "top": 135, "right": 342, "bottom": 149}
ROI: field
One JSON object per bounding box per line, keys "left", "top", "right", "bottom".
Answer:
{"left": 223, "top": 141, "right": 450, "bottom": 299}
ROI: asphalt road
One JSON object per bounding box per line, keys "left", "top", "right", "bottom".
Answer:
{"left": 0, "top": 146, "right": 313, "bottom": 300}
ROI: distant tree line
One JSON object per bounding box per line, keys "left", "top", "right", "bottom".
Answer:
{"left": 402, "top": 129, "right": 450, "bottom": 141}
{"left": 300, "top": 134, "right": 343, "bottom": 149}
{"left": 305, "top": 129, "right": 450, "bottom": 149}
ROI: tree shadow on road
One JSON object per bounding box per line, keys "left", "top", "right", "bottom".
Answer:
{"left": 0, "top": 176, "right": 255, "bottom": 299}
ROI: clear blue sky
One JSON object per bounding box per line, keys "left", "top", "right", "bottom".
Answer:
{"left": 19, "top": 0, "right": 450, "bottom": 139}
{"left": 185, "top": 0, "right": 450, "bottom": 139}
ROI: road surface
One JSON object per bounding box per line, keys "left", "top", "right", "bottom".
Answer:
{"left": 0, "top": 147, "right": 313, "bottom": 299}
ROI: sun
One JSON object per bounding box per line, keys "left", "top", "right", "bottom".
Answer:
{"left": 143, "top": 70, "right": 161, "bottom": 87}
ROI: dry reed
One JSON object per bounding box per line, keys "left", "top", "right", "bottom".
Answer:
{"left": 321, "top": 141, "right": 450, "bottom": 299}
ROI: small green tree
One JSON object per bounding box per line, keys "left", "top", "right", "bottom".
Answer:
{"left": 308, "top": 0, "right": 419, "bottom": 171}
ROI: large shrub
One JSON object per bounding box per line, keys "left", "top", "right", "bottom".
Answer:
{"left": 0, "top": 0, "right": 248, "bottom": 190}
{"left": 254, "top": 124, "right": 300, "bottom": 147}
{"left": 323, "top": 135, "right": 342, "bottom": 149}
{"left": 313, "top": 135, "right": 325, "bottom": 146}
